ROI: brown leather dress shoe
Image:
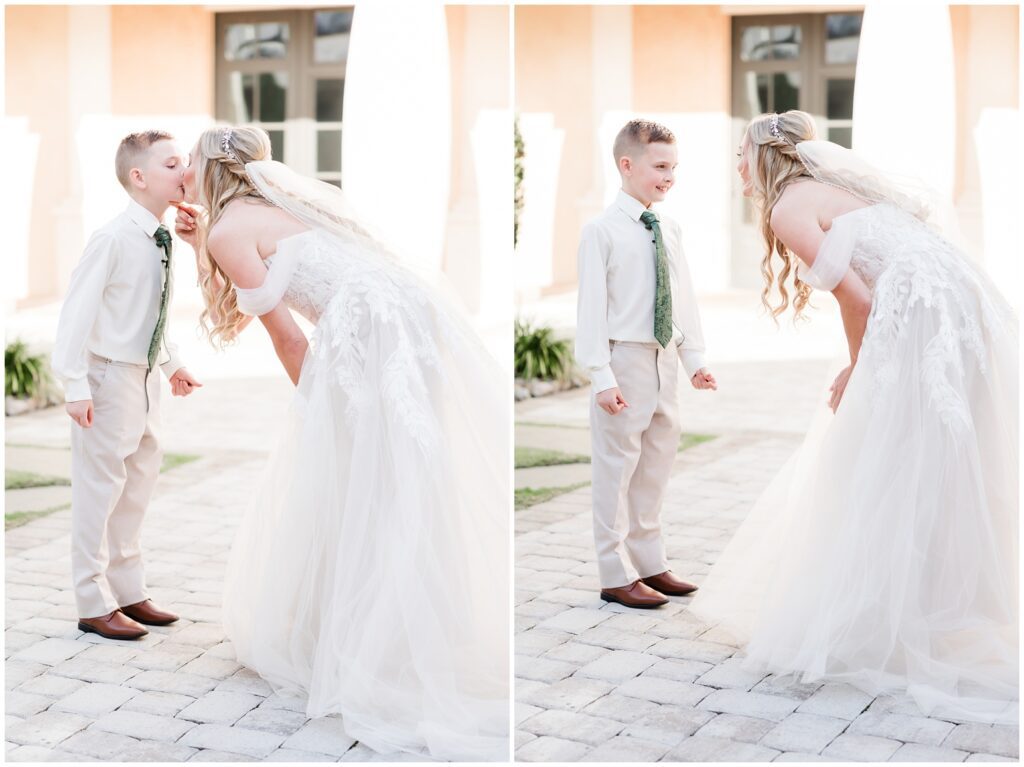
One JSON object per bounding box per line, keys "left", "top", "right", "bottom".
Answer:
{"left": 642, "top": 570, "right": 699, "bottom": 596}
{"left": 78, "top": 610, "right": 148, "bottom": 640}
{"left": 120, "top": 599, "right": 179, "bottom": 626}
{"left": 600, "top": 580, "right": 669, "bottom": 609}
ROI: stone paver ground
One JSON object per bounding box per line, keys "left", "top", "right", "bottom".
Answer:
{"left": 515, "top": 359, "right": 1019, "bottom": 763}
{"left": 5, "top": 375, "right": 435, "bottom": 762}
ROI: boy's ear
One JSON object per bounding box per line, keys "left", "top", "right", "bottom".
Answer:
{"left": 618, "top": 155, "right": 632, "bottom": 176}
{"left": 128, "top": 167, "right": 146, "bottom": 190}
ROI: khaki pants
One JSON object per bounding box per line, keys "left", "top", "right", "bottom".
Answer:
{"left": 70, "top": 354, "right": 161, "bottom": 618}
{"left": 590, "top": 341, "right": 680, "bottom": 588}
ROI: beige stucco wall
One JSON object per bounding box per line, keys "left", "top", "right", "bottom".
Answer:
{"left": 111, "top": 6, "right": 214, "bottom": 117}
{"left": 6, "top": 6, "right": 71, "bottom": 304}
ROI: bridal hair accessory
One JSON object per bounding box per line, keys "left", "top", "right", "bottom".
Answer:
{"left": 220, "top": 127, "right": 237, "bottom": 163}
{"left": 769, "top": 113, "right": 793, "bottom": 146}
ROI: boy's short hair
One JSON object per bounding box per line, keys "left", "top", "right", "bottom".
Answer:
{"left": 115, "top": 130, "right": 174, "bottom": 191}
{"left": 613, "top": 119, "right": 675, "bottom": 162}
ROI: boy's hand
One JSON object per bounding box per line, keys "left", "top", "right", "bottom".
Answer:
{"left": 691, "top": 368, "right": 717, "bottom": 391}
{"left": 171, "top": 201, "right": 199, "bottom": 249}
{"left": 596, "top": 387, "right": 629, "bottom": 415}
{"left": 169, "top": 368, "right": 203, "bottom": 397}
{"left": 66, "top": 400, "right": 94, "bottom": 428}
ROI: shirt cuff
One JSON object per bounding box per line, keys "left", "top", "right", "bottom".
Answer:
{"left": 589, "top": 365, "right": 618, "bottom": 394}
{"left": 160, "top": 353, "right": 184, "bottom": 380}
{"left": 678, "top": 349, "right": 707, "bottom": 380}
{"left": 63, "top": 377, "right": 92, "bottom": 403}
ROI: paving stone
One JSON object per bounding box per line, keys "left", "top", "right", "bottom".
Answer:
{"left": 178, "top": 655, "right": 242, "bottom": 680}
{"left": 188, "top": 748, "right": 255, "bottom": 761}
{"left": 235, "top": 706, "right": 309, "bottom": 737}
{"left": 760, "top": 712, "right": 849, "bottom": 754}
{"left": 543, "top": 641, "right": 609, "bottom": 665}
{"left": 581, "top": 694, "right": 662, "bottom": 724}
{"left": 945, "top": 724, "right": 1018, "bottom": 759}
{"left": 53, "top": 682, "right": 138, "bottom": 717}
{"left": 616, "top": 676, "right": 711, "bottom": 707}
{"left": 517, "top": 629, "right": 571, "bottom": 657}
{"left": 121, "top": 691, "right": 196, "bottom": 717}
{"left": 696, "top": 657, "right": 766, "bottom": 690}
{"left": 519, "top": 708, "right": 624, "bottom": 746}
{"left": 5, "top": 632, "right": 46, "bottom": 655}
{"left": 6, "top": 710, "right": 92, "bottom": 747}
{"left": 518, "top": 677, "right": 615, "bottom": 712}
{"left": 751, "top": 674, "right": 823, "bottom": 701}
{"left": 92, "top": 709, "right": 195, "bottom": 742}
{"left": 16, "top": 674, "right": 86, "bottom": 699}
{"left": 648, "top": 637, "right": 735, "bottom": 664}
{"left": 695, "top": 712, "right": 776, "bottom": 743}
{"left": 260, "top": 691, "right": 309, "bottom": 713}
{"left": 644, "top": 657, "right": 714, "bottom": 682}
{"left": 50, "top": 657, "right": 140, "bottom": 685}
{"left": 536, "top": 607, "right": 612, "bottom": 635}
{"left": 577, "top": 650, "right": 659, "bottom": 683}
{"left": 621, "top": 706, "right": 714, "bottom": 746}
{"left": 168, "top": 622, "right": 226, "bottom": 647}
{"left": 575, "top": 625, "right": 662, "bottom": 652}
{"left": 5, "top": 689, "right": 52, "bottom": 717}
{"left": 60, "top": 729, "right": 197, "bottom": 761}
{"left": 516, "top": 655, "right": 576, "bottom": 683}
{"left": 516, "top": 702, "right": 543, "bottom": 726}
{"left": 126, "top": 669, "right": 217, "bottom": 697}
{"left": 822, "top": 733, "right": 902, "bottom": 761}
{"left": 667, "top": 734, "right": 781, "bottom": 762}
{"left": 266, "top": 747, "right": 338, "bottom": 761}
{"left": 180, "top": 723, "right": 286, "bottom": 758}
{"left": 583, "top": 734, "right": 669, "bottom": 761}
{"left": 849, "top": 710, "right": 955, "bottom": 746}
{"left": 775, "top": 751, "right": 843, "bottom": 761}
{"left": 76, "top": 644, "right": 140, "bottom": 664}
{"left": 515, "top": 735, "right": 591, "bottom": 762}
{"left": 699, "top": 688, "right": 800, "bottom": 722}
{"left": 7, "top": 744, "right": 97, "bottom": 761}
{"left": 178, "top": 690, "right": 262, "bottom": 725}
{"left": 965, "top": 754, "right": 1015, "bottom": 762}
{"left": 891, "top": 742, "right": 970, "bottom": 761}
{"left": 214, "top": 668, "right": 273, "bottom": 696}
{"left": 797, "top": 683, "right": 874, "bottom": 720}
{"left": 127, "top": 643, "right": 203, "bottom": 672}
{"left": 281, "top": 717, "right": 357, "bottom": 757}
{"left": 13, "top": 637, "right": 88, "bottom": 666}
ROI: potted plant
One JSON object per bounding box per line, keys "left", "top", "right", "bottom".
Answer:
{"left": 5, "top": 340, "right": 57, "bottom": 415}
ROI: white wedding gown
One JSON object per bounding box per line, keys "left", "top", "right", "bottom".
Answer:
{"left": 222, "top": 227, "right": 509, "bottom": 761}
{"left": 690, "top": 202, "right": 1018, "bottom": 724}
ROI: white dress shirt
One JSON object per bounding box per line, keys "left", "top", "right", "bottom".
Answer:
{"left": 576, "top": 189, "right": 707, "bottom": 393}
{"left": 52, "top": 199, "right": 184, "bottom": 402}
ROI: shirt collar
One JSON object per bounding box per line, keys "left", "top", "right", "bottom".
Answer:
{"left": 615, "top": 188, "right": 651, "bottom": 223}
{"left": 125, "top": 198, "right": 162, "bottom": 238}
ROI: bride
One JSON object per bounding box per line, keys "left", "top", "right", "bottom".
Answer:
{"left": 174, "top": 125, "right": 508, "bottom": 760}
{"left": 689, "top": 110, "right": 1018, "bottom": 724}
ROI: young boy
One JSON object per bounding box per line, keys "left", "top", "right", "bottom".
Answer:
{"left": 51, "top": 131, "right": 202, "bottom": 639}
{"left": 576, "top": 119, "right": 717, "bottom": 608}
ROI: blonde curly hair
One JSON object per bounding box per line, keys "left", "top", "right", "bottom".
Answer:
{"left": 742, "top": 110, "right": 818, "bottom": 321}
{"left": 192, "top": 125, "right": 273, "bottom": 346}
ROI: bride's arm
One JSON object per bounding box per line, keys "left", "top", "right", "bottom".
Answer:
{"left": 771, "top": 203, "right": 872, "bottom": 364}
{"left": 207, "top": 227, "right": 308, "bottom": 385}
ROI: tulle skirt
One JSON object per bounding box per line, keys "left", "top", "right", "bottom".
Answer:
{"left": 223, "top": 286, "right": 509, "bottom": 761}
{"left": 690, "top": 263, "right": 1018, "bottom": 724}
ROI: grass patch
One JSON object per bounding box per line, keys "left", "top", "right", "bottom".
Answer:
{"left": 5, "top": 503, "right": 70, "bottom": 530}
{"left": 515, "top": 482, "right": 589, "bottom": 511}
{"left": 679, "top": 433, "right": 716, "bottom": 452}
{"left": 5, "top": 470, "right": 70, "bottom": 491}
{"left": 161, "top": 453, "right": 199, "bottom": 472}
{"left": 515, "top": 446, "right": 590, "bottom": 469}
{"left": 516, "top": 420, "right": 588, "bottom": 430}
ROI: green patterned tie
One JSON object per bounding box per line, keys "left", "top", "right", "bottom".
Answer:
{"left": 147, "top": 225, "right": 173, "bottom": 371}
{"left": 640, "top": 210, "right": 673, "bottom": 348}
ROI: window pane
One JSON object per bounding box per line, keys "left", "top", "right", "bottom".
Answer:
{"left": 826, "top": 13, "right": 862, "bottom": 65}
{"left": 316, "top": 79, "right": 345, "bottom": 122}
{"left": 228, "top": 72, "right": 255, "bottom": 123}
{"left": 259, "top": 72, "right": 288, "bottom": 122}
{"left": 321, "top": 178, "right": 342, "bottom": 189}
{"left": 314, "top": 10, "right": 353, "bottom": 63}
{"left": 773, "top": 72, "right": 800, "bottom": 113}
{"left": 268, "top": 130, "right": 285, "bottom": 162}
{"left": 740, "top": 72, "right": 771, "bottom": 117}
{"left": 829, "top": 126, "right": 853, "bottom": 148}
{"left": 827, "top": 78, "right": 855, "bottom": 119}
{"left": 225, "top": 22, "right": 289, "bottom": 61}
{"left": 740, "top": 24, "right": 801, "bottom": 62}
{"left": 317, "top": 130, "right": 342, "bottom": 173}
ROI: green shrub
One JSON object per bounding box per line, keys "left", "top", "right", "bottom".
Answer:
{"left": 514, "top": 116, "right": 525, "bottom": 248}
{"left": 5, "top": 340, "right": 52, "bottom": 400}
{"left": 515, "top": 319, "right": 574, "bottom": 382}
